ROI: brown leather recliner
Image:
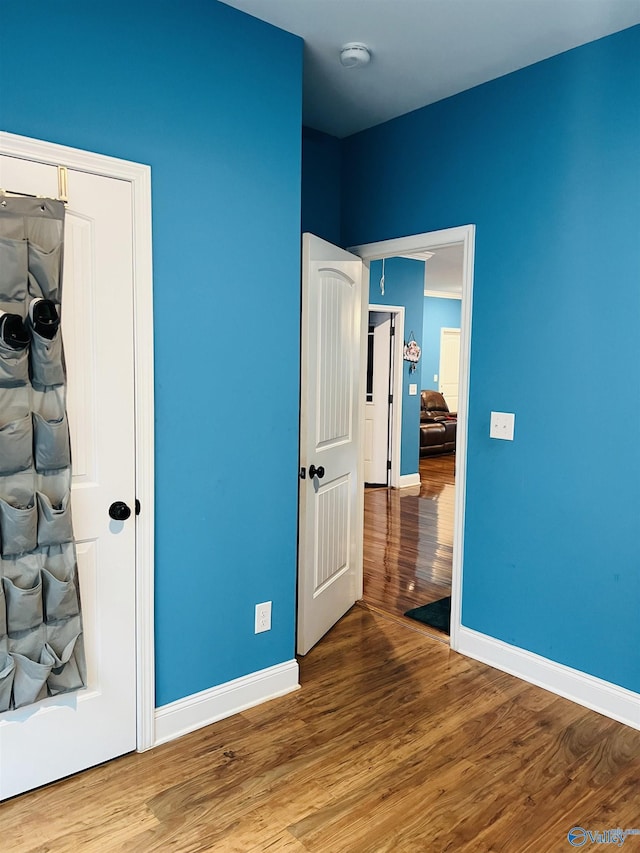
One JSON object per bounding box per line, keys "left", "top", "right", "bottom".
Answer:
{"left": 419, "top": 390, "right": 457, "bottom": 456}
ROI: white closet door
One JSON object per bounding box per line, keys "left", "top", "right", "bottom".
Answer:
{"left": 0, "top": 156, "right": 137, "bottom": 800}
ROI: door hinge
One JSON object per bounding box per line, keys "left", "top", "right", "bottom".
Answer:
{"left": 299, "top": 467, "right": 306, "bottom": 480}
{"left": 387, "top": 460, "right": 392, "bottom": 470}
{"left": 390, "top": 325, "right": 395, "bottom": 336}
{"left": 388, "top": 394, "right": 393, "bottom": 404}
{"left": 135, "top": 498, "right": 141, "bottom": 516}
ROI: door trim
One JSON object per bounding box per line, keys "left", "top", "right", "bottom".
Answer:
{"left": 368, "top": 304, "right": 405, "bottom": 489}
{"left": 350, "top": 225, "right": 475, "bottom": 653}
{"left": 0, "top": 131, "right": 156, "bottom": 751}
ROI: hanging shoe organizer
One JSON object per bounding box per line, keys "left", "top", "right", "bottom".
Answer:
{"left": 0, "top": 196, "right": 85, "bottom": 711}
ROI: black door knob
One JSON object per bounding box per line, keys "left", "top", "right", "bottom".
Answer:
{"left": 109, "top": 501, "right": 132, "bottom": 521}
{"left": 308, "top": 464, "right": 325, "bottom": 480}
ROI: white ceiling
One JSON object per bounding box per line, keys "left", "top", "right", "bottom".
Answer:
{"left": 423, "top": 245, "right": 464, "bottom": 297}
{"left": 220, "top": 0, "right": 640, "bottom": 138}
{"left": 396, "top": 245, "right": 464, "bottom": 297}
{"left": 371, "top": 246, "right": 463, "bottom": 298}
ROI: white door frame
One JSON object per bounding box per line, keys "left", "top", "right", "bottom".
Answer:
{"left": 368, "top": 304, "right": 405, "bottom": 489}
{"left": 0, "top": 131, "right": 156, "bottom": 751}
{"left": 350, "top": 225, "right": 475, "bottom": 652}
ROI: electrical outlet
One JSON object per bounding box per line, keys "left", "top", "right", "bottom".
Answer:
{"left": 255, "top": 601, "right": 272, "bottom": 634}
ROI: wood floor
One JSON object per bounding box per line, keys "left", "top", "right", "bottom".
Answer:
{"left": 2, "top": 606, "right": 640, "bottom": 852}
{"left": 363, "top": 454, "right": 454, "bottom": 630}
{"left": 4, "top": 455, "right": 639, "bottom": 850}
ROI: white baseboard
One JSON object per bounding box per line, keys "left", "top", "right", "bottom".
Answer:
{"left": 154, "top": 659, "right": 300, "bottom": 747}
{"left": 398, "top": 473, "right": 421, "bottom": 488}
{"left": 457, "top": 626, "right": 640, "bottom": 731}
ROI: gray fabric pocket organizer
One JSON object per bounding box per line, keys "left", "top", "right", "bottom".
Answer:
{"left": 29, "top": 328, "right": 64, "bottom": 388}
{"left": 0, "top": 197, "right": 85, "bottom": 713}
{"left": 3, "top": 574, "right": 43, "bottom": 633}
{"left": 33, "top": 412, "right": 70, "bottom": 472}
{"left": 0, "top": 582, "right": 6, "bottom": 638}
{"left": 27, "top": 241, "right": 61, "bottom": 302}
{"left": 45, "top": 613, "right": 84, "bottom": 695}
{"left": 11, "top": 648, "right": 54, "bottom": 709}
{"left": 0, "top": 414, "right": 33, "bottom": 475}
{"left": 47, "top": 634, "right": 84, "bottom": 695}
{"left": 36, "top": 492, "right": 73, "bottom": 547}
{"left": 0, "top": 385, "right": 30, "bottom": 425}
{"left": 42, "top": 567, "right": 79, "bottom": 622}
{"left": 0, "top": 650, "right": 16, "bottom": 712}
{"left": 0, "top": 495, "right": 37, "bottom": 556}
{"left": 0, "top": 236, "right": 28, "bottom": 302}
{"left": 0, "top": 473, "right": 35, "bottom": 510}
{"left": 31, "top": 385, "right": 65, "bottom": 422}
{"left": 41, "top": 542, "right": 75, "bottom": 580}
{"left": 1, "top": 549, "right": 41, "bottom": 588}
{"left": 8, "top": 623, "right": 45, "bottom": 660}
{"left": 0, "top": 339, "right": 29, "bottom": 387}
{"left": 36, "top": 470, "right": 71, "bottom": 508}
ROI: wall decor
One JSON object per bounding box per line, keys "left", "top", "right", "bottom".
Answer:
{"left": 403, "top": 333, "right": 421, "bottom": 374}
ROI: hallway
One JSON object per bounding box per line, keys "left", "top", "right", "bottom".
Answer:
{"left": 362, "top": 454, "right": 455, "bottom": 629}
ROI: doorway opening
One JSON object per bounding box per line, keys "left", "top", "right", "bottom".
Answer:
{"left": 364, "top": 305, "right": 404, "bottom": 489}
{"left": 350, "top": 225, "right": 475, "bottom": 652}
{"left": 365, "top": 311, "right": 394, "bottom": 487}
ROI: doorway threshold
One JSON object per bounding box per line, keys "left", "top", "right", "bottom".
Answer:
{"left": 355, "top": 600, "right": 450, "bottom": 646}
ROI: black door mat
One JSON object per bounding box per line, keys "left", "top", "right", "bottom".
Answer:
{"left": 405, "top": 596, "right": 451, "bottom": 634}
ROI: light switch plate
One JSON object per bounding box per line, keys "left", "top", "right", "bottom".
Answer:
{"left": 433, "top": 374, "right": 438, "bottom": 383}
{"left": 409, "top": 384, "right": 417, "bottom": 396}
{"left": 490, "top": 411, "right": 515, "bottom": 440}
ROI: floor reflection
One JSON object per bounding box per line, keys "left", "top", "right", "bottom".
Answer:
{"left": 363, "top": 454, "right": 455, "bottom": 618}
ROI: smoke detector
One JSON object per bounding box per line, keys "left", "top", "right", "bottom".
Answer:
{"left": 340, "top": 43, "right": 371, "bottom": 68}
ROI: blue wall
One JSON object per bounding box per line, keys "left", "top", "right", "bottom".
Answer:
{"left": 421, "top": 297, "right": 462, "bottom": 395}
{"left": 0, "top": 0, "right": 303, "bottom": 706}
{"left": 370, "top": 258, "right": 425, "bottom": 476}
{"left": 301, "top": 127, "right": 343, "bottom": 245}
{"left": 343, "top": 27, "right": 640, "bottom": 692}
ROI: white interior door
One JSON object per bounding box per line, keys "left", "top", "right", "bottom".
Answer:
{"left": 364, "top": 313, "right": 391, "bottom": 485}
{"left": 439, "top": 327, "right": 461, "bottom": 412}
{"left": 297, "top": 234, "right": 364, "bottom": 656}
{"left": 0, "top": 155, "right": 137, "bottom": 799}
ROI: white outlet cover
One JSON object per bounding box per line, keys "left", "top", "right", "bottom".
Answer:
{"left": 255, "top": 601, "right": 272, "bottom": 633}
{"left": 409, "top": 384, "right": 417, "bottom": 395}
{"left": 490, "top": 411, "right": 515, "bottom": 441}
